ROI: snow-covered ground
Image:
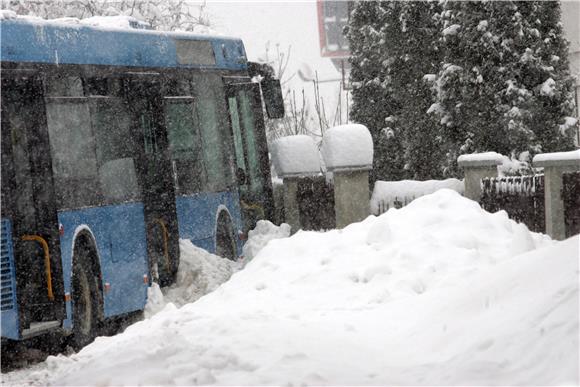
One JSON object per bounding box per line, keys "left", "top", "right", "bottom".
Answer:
{"left": 3, "top": 190, "right": 578, "bottom": 385}
{"left": 144, "top": 240, "right": 242, "bottom": 317}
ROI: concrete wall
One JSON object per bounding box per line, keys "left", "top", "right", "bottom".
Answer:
{"left": 562, "top": 0, "right": 580, "bottom": 145}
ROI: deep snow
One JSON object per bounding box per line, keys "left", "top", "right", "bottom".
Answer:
{"left": 2, "top": 190, "right": 578, "bottom": 386}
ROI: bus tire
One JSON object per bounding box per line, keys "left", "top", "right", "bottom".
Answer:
{"left": 71, "top": 241, "right": 101, "bottom": 350}
{"left": 216, "top": 213, "right": 237, "bottom": 261}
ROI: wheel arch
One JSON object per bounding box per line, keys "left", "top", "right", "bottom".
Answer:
{"left": 70, "top": 226, "right": 104, "bottom": 308}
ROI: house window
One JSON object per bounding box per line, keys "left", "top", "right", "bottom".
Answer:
{"left": 318, "top": 0, "right": 351, "bottom": 57}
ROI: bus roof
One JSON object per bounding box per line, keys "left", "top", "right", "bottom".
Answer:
{"left": 0, "top": 18, "right": 247, "bottom": 71}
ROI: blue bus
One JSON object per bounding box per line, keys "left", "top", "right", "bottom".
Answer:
{"left": 1, "top": 18, "right": 283, "bottom": 348}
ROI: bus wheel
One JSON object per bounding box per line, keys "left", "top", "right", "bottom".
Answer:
{"left": 216, "top": 214, "right": 236, "bottom": 261}
{"left": 71, "top": 244, "right": 100, "bottom": 350}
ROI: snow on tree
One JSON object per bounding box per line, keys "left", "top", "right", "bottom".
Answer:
{"left": 391, "top": 1, "right": 444, "bottom": 180}
{"left": 0, "top": 0, "right": 212, "bottom": 32}
{"left": 348, "top": 0, "right": 576, "bottom": 180}
{"left": 520, "top": 1, "right": 577, "bottom": 154}
{"left": 346, "top": 1, "right": 405, "bottom": 182}
{"left": 434, "top": 0, "right": 576, "bottom": 177}
{"left": 347, "top": 1, "right": 446, "bottom": 181}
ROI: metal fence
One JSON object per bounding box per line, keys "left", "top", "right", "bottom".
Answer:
{"left": 562, "top": 171, "right": 580, "bottom": 238}
{"left": 296, "top": 176, "right": 335, "bottom": 231}
{"left": 479, "top": 174, "right": 546, "bottom": 233}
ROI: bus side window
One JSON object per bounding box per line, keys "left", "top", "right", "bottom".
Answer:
{"left": 164, "top": 96, "right": 206, "bottom": 195}
{"left": 88, "top": 80, "right": 142, "bottom": 204}
{"left": 45, "top": 76, "right": 101, "bottom": 209}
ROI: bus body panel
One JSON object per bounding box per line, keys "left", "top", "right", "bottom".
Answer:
{"left": 176, "top": 190, "right": 244, "bottom": 256}
{"left": 58, "top": 202, "right": 149, "bottom": 327}
{"left": 1, "top": 219, "right": 20, "bottom": 340}
{"left": 1, "top": 19, "right": 247, "bottom": 71}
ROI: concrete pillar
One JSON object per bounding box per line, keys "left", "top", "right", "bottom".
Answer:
{"left": 321, "top": 124, "right": 374, "bottom": 229}
{"left": 282, "top": 178, "right": 300, "bottom": 234}
{"left": 533, "top": 151, "right": 580, "bottom": 240}
{"left": 333, "top": 169, "right": 371, "bottom": 229}
{"left": 458, "top": 153, "right": 502, "bottom": 201}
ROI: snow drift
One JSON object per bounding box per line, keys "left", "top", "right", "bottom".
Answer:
{"left": 4, "top": 190, "right": 577, "bottom": 386}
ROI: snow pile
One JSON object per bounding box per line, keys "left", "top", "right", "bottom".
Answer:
{"left": 79, "top": 15, "right": 151, "bottom": 30}
{"left": 6, "top": 190, "right": 578, "bottom": 386}
{"left": 540, "top": 77, "right": 556, "bottom": 97}
{"left": 321, "top": 124, "right": 373, "bottom": 171}
{"left": 498, "top": 154, "right": 530, "bottom": 176}
{"left": 0, "top": 11, "right": 150, "bottom": 30}
{"left": 144, "top": 239, "right": 240, "bottom": 317}
{"left": 0, "top": 9, "right": 17, "bottom": 19}
{"left": 241, "top": 220, "right": 291, "bottom": 260}
{"left": 271, "top": 135, "right": 321, "bottom": 178}
{"left": 457, "top": 151, "right": 503, "bottom": 167}
{"left": 371, "top": 178, "right": 464, "bottom": 214}
{"left": 533, "top": 149, "right": 580, "bottom": 166}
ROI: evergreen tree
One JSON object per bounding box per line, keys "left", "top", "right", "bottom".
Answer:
{"left": 347, "top": 1, "right": 448, "bottom": 181}
{"left": 434, "top": 0, "right": 576, "bottom": 176}
{"left": 522, "top": 1, "right": 577, "bottom": 154}
{"left": 346, "top": 1, "right": 405, "bottom": 182}
{"left": 394, "top": 1, "right": 444, "bottom": 180}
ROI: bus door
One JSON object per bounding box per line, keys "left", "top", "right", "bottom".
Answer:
{"left": 126, "top": 77, "right": 180, "bottom": 286}
{"left": 225, "top": 82, "right": 274, "bottom": 231}
{"left": 1, "top": 75, "right": 66, "bottom": 337}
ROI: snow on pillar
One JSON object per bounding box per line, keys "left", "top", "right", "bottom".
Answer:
{"left": 458, "top": 152, "right": 502, "bottom": 201}
{"left": 533, "top": 150, "right": 580, "bottom": 241}
{"left": 321, "top": 124, "right": 373, "bottom": 229}
{"left": 271, "top": 135, "right": 322, "bottom": 234}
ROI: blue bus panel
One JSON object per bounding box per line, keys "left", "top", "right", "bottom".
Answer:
{"left": 176, "top": 190, "right": 244, "bottom": 257}
{"left": 1, "top": 19, "right": 247, "bottom": 71}
{"left": 1, "top": 218, "right": 20, "bottom": 340}
{"left": 57, "top": 203, "right": 149, "bottom": 329}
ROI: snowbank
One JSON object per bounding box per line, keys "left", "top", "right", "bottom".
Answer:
{"left": 79, "top": 15, "right": 151, "bottom": 30}
{"left": 0, "top": 9, "right": 17, "bottom": 19}
{"left": 321, "top": 124, "right": 373, "bottom": 171}
{"left": 6, "top": 190, "right": 577, "bottom": 386}
{"left": 241, "top": 220, "right": 291, "bottom": 260}
{"left": 144, "top": 240, "right": 240, "bottom": 317}
{"left": 270, "top": 135, "right": 321, "bottom": 178}
{"left": 371, "top": 178, "right": 464, "bottom": 214}
{"left": 533, "top": 149, "right": 580, "bottom": 165}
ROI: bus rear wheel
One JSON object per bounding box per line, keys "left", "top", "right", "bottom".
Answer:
{"left": 71, "top": 244, "right": 100, "bottom": 350}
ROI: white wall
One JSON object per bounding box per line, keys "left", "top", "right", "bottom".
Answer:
{"left": 562, "top": 0, "right": 580, "bottom": 85}
{"left": 561, "top": 0, "right": 580, "bottom": 145}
